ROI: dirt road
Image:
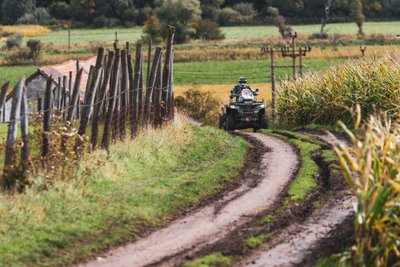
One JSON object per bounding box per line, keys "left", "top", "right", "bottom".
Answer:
{"left": 78, "top": 133, "right": 299, "bottom": 267}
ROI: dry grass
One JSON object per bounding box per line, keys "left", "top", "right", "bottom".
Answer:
{"left": 1, "top": 25, "right": 51, "bottom": 37}
{"left": 175, "top": 83, "right": 272, "bottom": 104}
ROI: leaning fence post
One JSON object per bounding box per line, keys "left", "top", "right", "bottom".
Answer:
{"left": 119, "top": 49, "right": 128, "bottom": 140}
{"left": 131, "top": 44, "right": 143, "bottom": 137}
{"left": 168, "top": 48, "right": 175, "bottom": 120}
{"left": 66, "top": 68, "right": 83, "bottom": 122}
{"left": 162, "top": 26, "right": 175, "bottom": 122}
{"left": 143, "top": 47, "right": 162, "bottom": 127}
{"left": 0, "top": 82, "right": 10, "bottom": 120}
{"left": 101, "top": 49, "right": 121, "bottom": 150}
{"left": 20, "top": 86, "right": 29, "bottom": 168}
{"left": 2, "top": 79, "right": 24, "bottom": 189}
{"left": 153, "top": 52, "right": 163, "bottom": 128}
{"left": 42, "top": 77, "right": 53, "bottom": 158}
{"left": 91, "top": 51, "right": 115, "bottom": 150}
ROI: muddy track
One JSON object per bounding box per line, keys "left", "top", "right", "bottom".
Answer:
{"left": 78, "top": 133, "right": 299, "bottom": 267}
{"left": 235, "top": 131, "right": 355, "bottom": 267}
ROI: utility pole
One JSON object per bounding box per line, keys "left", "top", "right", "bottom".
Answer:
{"left": 68, "top": 23, "right": 71, "bottom": 52}
{"left": 261, "top": 32, "right": 311, "bottom": 117}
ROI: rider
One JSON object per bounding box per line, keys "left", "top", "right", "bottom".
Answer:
{"left": 230, "top": 77, "right": 258, "bottom": 101}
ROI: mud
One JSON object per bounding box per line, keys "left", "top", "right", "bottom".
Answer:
{"left": 235, "top": 131, "right": 355, "bottom": 267}
{"left": 77, "top": 133, "right": 299, "bottom": 267}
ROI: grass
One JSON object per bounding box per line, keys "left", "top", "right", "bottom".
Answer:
{"left": 173, "top": 58, "right": 343, "bottom": 85}
{"left": 1, "top": 21, "right": 398, "bottom": 46}
{"left": 260, "top": 214, "right": 275, "bottom": 224}
{"left": 221, "top": 21, "right": 400, "bottom": 40}
{"left": 0, "top": 120, "right": 249, "bottom": 266}
{"left": 262, "top": 130, "right": 323, "bottom": 202}
{"left": 1, "top": 25, "right": 51, "bottom": 37}
{"left": 244, "top": 234, "right": 272, "bottom": 250}
{"left": 183, "top": 253, "right": 233, "bottom": 267}
{"left": 0, "top": 65, "right": 38, "bottom": 86}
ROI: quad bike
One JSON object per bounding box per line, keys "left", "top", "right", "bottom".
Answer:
{"left": 219, "top": 88, "right": 268, "bottom": 132}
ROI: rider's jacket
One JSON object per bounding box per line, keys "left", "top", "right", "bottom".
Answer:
{"left": 230, "top": 84, "right": 258, "bottom": 99}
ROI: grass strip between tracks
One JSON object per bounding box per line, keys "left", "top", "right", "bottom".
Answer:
{"left": 0, "top": 121, "right": 248, "bottom": 267}
{"left": 184, "top": 130, "right": 339, "bottom": 267}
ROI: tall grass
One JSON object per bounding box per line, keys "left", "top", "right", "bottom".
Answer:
{"left": 1, "top": 25, "right": 51, "bottom": 37}
{"left": 335, "top": 113, "right": 400, "bottom": 266}
{"left": 277, "top": 55, "right": 400, "bottom": 126}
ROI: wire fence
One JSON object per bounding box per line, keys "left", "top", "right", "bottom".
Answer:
{"left": 0, "top": 27, "right": 176, "bottom": 190}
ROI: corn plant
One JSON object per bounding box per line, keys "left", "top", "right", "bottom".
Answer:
{"left": 277, "top": 55, "right": 400, "bottom": 126}
{"left": 335, "top": 111, "right": 400, "bottom": 266}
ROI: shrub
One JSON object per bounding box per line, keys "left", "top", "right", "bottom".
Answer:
{"left": 4, "top": 49, "right": 31, "bottom": 65}
{"left": 141, "top": 15, "right": 163, "bottom": 44}
{"left": 268, "top": 7, "right": 293, "bottom": 38}
{"left": 5, "top": 34, "right": 23, "bottom": 49}
{"left": 27, "top": 39, "right": 42, "bottom": 63}
{"left": 232, "top": 2, "right": 256, "bottom": 17}
{"left": 16, "top": 8, "right": 52, "bottom": 25}
{"left": 175, "top": 87, "right": 222, "bottom": 126}
{"left": 195, "top": 20, "right": 225, "bottom": 40}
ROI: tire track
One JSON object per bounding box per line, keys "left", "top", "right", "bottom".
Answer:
{"left": 77, "top": 133, "right": 298, "bottom": 267}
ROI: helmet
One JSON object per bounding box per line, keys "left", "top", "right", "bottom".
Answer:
{"left": 238, "top": 77, "right": 247, "bottom": 84}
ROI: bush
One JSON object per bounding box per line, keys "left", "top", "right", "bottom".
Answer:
{"left": 141, "top": 15, "right": 163, "bottom": 44}
{"left": 218, "top": 7, "right": 240, "bottom": 26}
{"left": 195, "top": 20, "right": 225, "bottom": 40}
{"left": 232, "top": 2, "right": 256, "bottom": 16}
{"left": 48, "top": 1, "right": 71, "bottom": 20}
{"left": 4, "top": 49, "right": 31, "bottom": 65}
{"left": 175, "top": 88, "right": 222, "bottom": 126}
{"left": 27, "top": 39, "right": 42, "bottom": 63}
{"left": 5, "top": 34, "right": 23, "bottom": 49}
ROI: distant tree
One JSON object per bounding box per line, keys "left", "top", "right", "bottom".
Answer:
{"left": 266, "top": 0, "right": 304, "bottom": 17}
{"left": 232, "top": 2, "right": 256, "bottom": 16}
{"left": 27, "top": 39, "right": 42, "bottom": 63}
{"left": 200, "top": 0, "right": 224, "bottom": 21}
{"left": 49, "top": 1, "right": 71, "bottom": 20}
{"left": 320, "top": 0, "right": 332, "bottom": 37}
{"left": 351, "top": 0, "right": 365, "bottom": 38}
{"left": 143, "top": 0, "right": 201, "bottom": 43}
{"left": 218, "top": 7, "right": 240, "bottom": 25}
{"left": 1, "top": 0, "right": 36, "bottom": 24}
{"left": 141, "top": 15, "right": 163, "bottom": 43}
{"left": 268, "top": 7, "right": 293, "bottom": 38}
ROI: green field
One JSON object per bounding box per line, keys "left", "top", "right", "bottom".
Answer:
{"left": 173, "top": 58, "right": 344, "bottom": 85}
{"left": 2, "top": 21, "right": 396, "bottom": 47}
{"left": 0, "top": 65, "right": 38, "bottom": 86}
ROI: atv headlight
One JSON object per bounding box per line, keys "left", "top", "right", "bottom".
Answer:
{"left": 229, "top": 105, "right": 237, "bottom": 109}
{"left": 259, "top": 104, "right": 265, "bottom": 109}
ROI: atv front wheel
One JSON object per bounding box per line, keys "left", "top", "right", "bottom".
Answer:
{"left": 226, "top": 114, "right": 236, "bottom": 131}
{"left": 259, "top": 114, "right": 268, "bottom": 129}
{"left": 219, "top": 114, "right": 226, "bottom": 129}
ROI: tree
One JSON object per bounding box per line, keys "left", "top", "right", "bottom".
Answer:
{"left": 268, "top": 7, "right": 293, "bottom": 38}
{"left": 351, "top": 0, "right": 365, "bottom": 38}
{"left": 144, "top": 0, "right": 201, "bottom": 43}
{"left": 1, "top": 0, "right": 36, "bottom": 24}
{"left": 200, "top": 0, "right": 224, "bottom": 21}
{"left": 49, "top": 1, "right": 71, "bottom": 20}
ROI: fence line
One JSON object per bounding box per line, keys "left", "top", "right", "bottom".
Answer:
{"left": 0, "top": 26, "right": 176, "bottom": 191}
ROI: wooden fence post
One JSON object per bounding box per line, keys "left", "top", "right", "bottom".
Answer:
{"left": 143, "top": 47, "right": 162, "bottom": 127}
{"left": 119, "top": 49, "right": 128, "bottom": 140}
{"left": 102, "top": 49, "right": 121, "bottom": 150}
{"left": 2, "top": 79, "right": 24, "bottom": 188}
{"left": 130, "top": 44, "right": 143, "bottom": 138}
{"left": 66, "top": 68, "right": 83, "bottom": 122}
{"left": 42, "top": 77, "right": 53, "bottom": 158}
{"left": 91, "top": 51, "right": 115, "bottom": 150}
{"left": 162, "top": 26, "right": 175, "bottom": 122}
{"left": 0, "top": 82, "right": 10, "bottom": 120}
{"left": 147, "top": 40, "right": 152, "bottom": 86}
{"left": 168, "top": 48, "right": 175, "bottom": 120}
{"left": 20, "top": 86, "right": 29, "bottom": 168}
{"left": 153, "top": 52, "right": 163, "bottom": 128}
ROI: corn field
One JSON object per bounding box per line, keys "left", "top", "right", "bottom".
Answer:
{"left": 335, "top": 112, "right": 400, "bottom": 266}
{"left": 277, "top": 55, "right": 400, "bottom": 126}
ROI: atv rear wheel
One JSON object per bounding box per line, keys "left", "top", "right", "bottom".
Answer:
{"left": 226, "top": 113, "right": 236, "bottom": 131}
{"left": 219, "top": 114, "right": 226, "bottom": 129}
